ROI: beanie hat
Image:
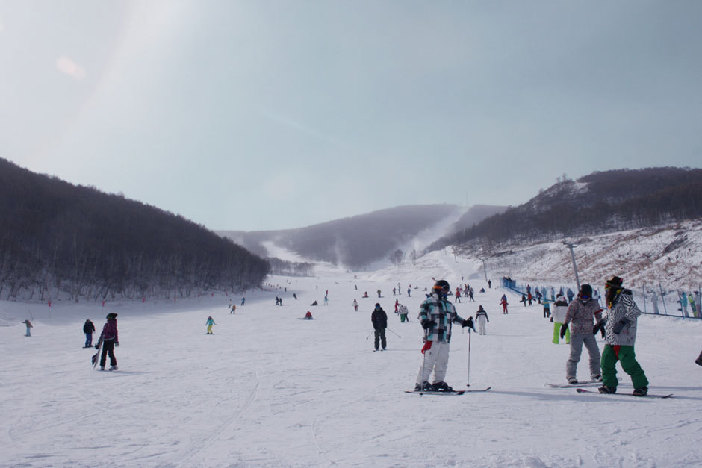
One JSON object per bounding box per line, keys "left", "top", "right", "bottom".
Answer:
{"left": 605, "top": 276, "right": 623, "bottom": 289}
{"left": 580, "top": 284, "right": 593, "bottom": 297}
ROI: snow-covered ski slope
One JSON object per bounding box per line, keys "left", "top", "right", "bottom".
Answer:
{"left": 1, "top": 250, "right": 701, "bottom": 467}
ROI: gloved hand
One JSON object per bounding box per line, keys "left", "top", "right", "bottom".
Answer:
{"left": 593, "top": 321, "right": 603, "bottom": 335}
{"left": 115, "top": 342, "right": 119, "bottom": 347}
{"left": 95, "top": 344, "right": 100, "bottom": 349}
{"left": 550, "top": 317, "right": 553, "bottom": 322}
{"left": 462, "top": 317, "right": 474, "bottom": 329}
{"left": 612, "top": 318, "right": 631, "bottom": 334}
{"left": 560, "top": 323, "right": 568, "bottom": 338}
{"left": 593, "top": 318, "right": 607, "bottom": 336}
{"left": 421, "top": 319, "right": 433, "bottom": 330}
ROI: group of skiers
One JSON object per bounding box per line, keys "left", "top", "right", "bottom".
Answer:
{"left": 19, "top": 273, "right": 699, "bottom": 391}
{"left": 404, "top": 275, "right": 668, "bottom": 396}
{"left": 550, "top": 277, "right": 650, "bottom": 395}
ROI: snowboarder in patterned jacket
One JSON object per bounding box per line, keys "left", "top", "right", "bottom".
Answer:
{"left": 598, "top": 276, "right": 649, "bottom": 396}
{"left": 475, "top": 305, "right": 489, "bottom": 335}
{"left": 97, "top": 313, "right": 119, "bottom": 371}
{"left": 414, "top": 280, "right": 473, "bottom": 392}
{"left": 371, "top": 303, "right": 388, "bottom": 351}
{"left": 563, "top": 284, "right": 603, "bottom": 384}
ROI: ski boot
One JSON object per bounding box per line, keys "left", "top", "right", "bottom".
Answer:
{"left": 432, "top": 381, "right": 453, "bottom": 392}
{"left": 109, "top": 365, "right": 118, "bottom": 371}
{"left": 567, "top": 377, "right": 578, "bottom": 384}
{"left": 632, "top": 386, "right": 648, "bottom": 397}
{"left": 414, "top": 381, "right": 432, "bottom": 392}
{"left": 598, "top": 385, "right": 616, "bottom": 394}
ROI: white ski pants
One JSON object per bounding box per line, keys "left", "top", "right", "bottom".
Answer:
{"left": 417, "top": 341, "right": 451, "bottom": 384}
{"left": 477, "top": 316, "right": 487, "bottom": 335}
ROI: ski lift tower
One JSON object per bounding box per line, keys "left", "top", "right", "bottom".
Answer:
{"left": 563, "top": 241, "right": 581, "bottom": 290}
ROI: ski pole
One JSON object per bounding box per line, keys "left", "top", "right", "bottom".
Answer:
{"left": 419, "top": 328, "right": 429, "bottom": 389}
{"left": 365, "top": 330, "right": 373, "bottom": 341}
{"left": 387, "top": 328, "right": 402, "bottom": 338}
{"left": 466, "top": 327, "right": 472, "bottom": 387}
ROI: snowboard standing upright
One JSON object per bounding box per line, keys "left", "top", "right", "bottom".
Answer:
{"left": 91, "top": 337, "right": 103, "bottom": 369}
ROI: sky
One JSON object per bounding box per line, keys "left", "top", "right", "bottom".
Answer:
{"left": 1, "top": 1, "right": 701, "bottom": 232}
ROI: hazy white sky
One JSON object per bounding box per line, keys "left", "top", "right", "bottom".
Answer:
{"left": 2, "top": 1, "right": 701, "bottom": 231}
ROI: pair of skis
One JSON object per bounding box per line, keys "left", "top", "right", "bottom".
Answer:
{"left": 407, "top": 384, "right": 673, "bottom": 398}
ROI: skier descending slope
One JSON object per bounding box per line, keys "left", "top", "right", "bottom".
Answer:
{"left": 414, "top": 280, "right": 473, "bottom": 392}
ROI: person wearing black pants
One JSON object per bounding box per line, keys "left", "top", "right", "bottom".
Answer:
{"left": 97, "top": 312, "right": 119, "bottom": 370}
{"left": 371, "top": 303, "right": 388, "bottom": 351}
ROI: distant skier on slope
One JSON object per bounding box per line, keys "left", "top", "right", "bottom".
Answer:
{"left": 22, "top": 319, "right": 33, "bottom": 337}
{"left": 206, "top": 316, "right": 216, "bottom": 334}
{"left": 475, "top": 305, "right": 489, "bottom": 335}
{"left": 551, "top": 293, "right": 570, "bottom": 344}
{"left": 371, "top": 303, "right": 388, "bottom": 351}
{"left": 83, "top": 319, "right": 96, "bottom": 348}
{"left": 398, "top": 304, "right": 409, "bottom": 322}
{"left": 500, "top": 295, "right": 509, "bottom": 314}
{"left": 414, "top": 280, "right": 473, "bottom": 392}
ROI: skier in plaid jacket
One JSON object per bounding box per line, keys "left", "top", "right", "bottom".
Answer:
{"left": 414, "top": 280, "right": 473, "bottom": 392}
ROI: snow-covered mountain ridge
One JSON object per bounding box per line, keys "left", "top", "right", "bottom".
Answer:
{"left": 454, "top": 219, "right": 702, "bottom": 289}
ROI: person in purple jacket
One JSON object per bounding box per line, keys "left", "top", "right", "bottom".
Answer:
{"left": 97, "top": 312, "right": 119, "bottom": 371}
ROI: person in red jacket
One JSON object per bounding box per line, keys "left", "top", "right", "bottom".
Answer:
{"left": 97, "top": 312, "right": 119, "bottom": 371}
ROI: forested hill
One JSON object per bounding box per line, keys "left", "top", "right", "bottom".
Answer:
{"left": 430, "top": 167, "right": 702, "bottom": 250}
{"left": 0, "top": 158, "right": 269, "bottom": 302}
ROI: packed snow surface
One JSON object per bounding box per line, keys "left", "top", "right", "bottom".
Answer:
{"left": 1, "top": 250, "right": 701, "bottom": 467}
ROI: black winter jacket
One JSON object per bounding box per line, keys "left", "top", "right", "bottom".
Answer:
{"left": 371, "top": 308, "right": 388, "bottom": 329}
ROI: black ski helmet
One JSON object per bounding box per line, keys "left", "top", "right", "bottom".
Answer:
{"left": 433, "top": 280, "right": 450, "bottom": 293}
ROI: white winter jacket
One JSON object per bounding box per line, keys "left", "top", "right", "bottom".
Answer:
{"left": 551, "top": 297, "right": 569, "bottom": 323}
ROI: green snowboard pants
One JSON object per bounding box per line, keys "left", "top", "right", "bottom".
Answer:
{"left": 601, "top": 344, "right": 649, "bottom": 390}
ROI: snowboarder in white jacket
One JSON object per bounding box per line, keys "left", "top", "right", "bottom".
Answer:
{"left": 414, "top": 280, "right": 473, "bottom": 392}
{"left": 551, "top": 294, "right": 570, "bottom": 344}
